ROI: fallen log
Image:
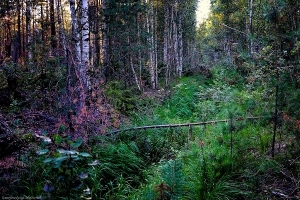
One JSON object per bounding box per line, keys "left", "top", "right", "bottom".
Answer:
{"left": 108, "top": 116, "right": 269, "bottom": 135}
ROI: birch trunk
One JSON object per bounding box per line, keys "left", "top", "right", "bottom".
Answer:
{"left": 249, "top": 0, "right": 254, "bottom": 56}
{"left": 172, "top": 3, "right": 179, "bottom": 77}
{"left": 128, "top": 36, "right": 141, "bottom": 91}
{"left": 69, "top": 0, "right": 85, "bottom": 109}
{"left": 178, "top": 11, "right": 183, "bottom": 77}
{"left": 81, "top": 0, "right": 91, "bottom": 91}
{"left": 163, "top": 1, "right": 169, "bottom": 66}
{"left": 147, "top": 0, "right": 156, "bottom": 89}
{"left": 164, "top": 2, "right": 170, "bottom": 87}
{"left": 154, "top": 3, "right": 158, "bottom": 88}
{"left": 137, "top": 15, "right": 143, "bottom": 90}
{"left": 69, "top": 0, "right": 81, "bottom": 71}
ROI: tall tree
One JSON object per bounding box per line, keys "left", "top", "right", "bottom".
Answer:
{"left": 55, "top": 0, "right": 66, "bottom": 58}
{"left": 49, "top": 0, "right": 56, "bottom": 49}
{"left": 25, "top": 0, "right": 32, "bottom": 60}
{"left": 81, "top": 0, "right": 91, "bottom": 91}
{"left": 147, "top": 0, "right": 156, "bottom": 89}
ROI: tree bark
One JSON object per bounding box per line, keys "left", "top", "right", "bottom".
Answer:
{"left": 164, "top": 1, "right": 170, "bottom": 87}
{"left": 81, "top": 0, "right": 91, "bottom": 91}
{"left": 172, "top": 2, "right": 179, "bottom": 77}
{"left": 69, "top": 0, "right": 85, "bottom": 110}
{"left": 137, "top": 14, "right": 143, "bottom": 90}
{"left": 249, "top": 0, "right": 254, "bottom": 56}
{"left": 147, "top": 0, "right": 156, "bottom": 89}
{"left": 25, "top": 0, "right": 32, "bottom": 61}
{"left": 89, "top": 0, "right": 100, "bottom": 67}
{"left": 178, "top": 10, "right": 183, "bottom": 77}
{"left": 55, "top": 0, "right": 66, "bottom": 58}
{"left": 16, "top": 0, "right": 21, "bottom": 62}
{"left": 69, "top": 0, "right": 81, "bottom": 70}
{"left": 49, "top": 0, "right": 56, "bottom": 49}
{"left": 101, "top": 0, "right": 108, "bottom": 78}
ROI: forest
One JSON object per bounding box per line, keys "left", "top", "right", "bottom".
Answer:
{"left": 0, "top": 0, "right": 299, "bottom": 199}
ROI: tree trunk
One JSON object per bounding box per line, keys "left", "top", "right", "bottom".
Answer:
{"left": 137, "top": 15, "right": 143, "bottom": 90}
{"left": 16, "top": 0, "right": 21, "bottom": 62}
{"left": 178, "top": 10, "right": 183, "bottom": 77}
{"left": 81, "top": 0, "right": 91, "bottom": 91}
{"left": 89, "top": 0, "right": 100, "bottom": 67}
{"left": 128, "top": 35, "right": 141, "bottom": 91}
{"left": 164, "top": 1, "right": 170, "bottom": 87}
{"left": 69, "top": 0, "right": 81, "bottom": 70}
{"left": 101, "top": 0, "right": 108, "bottom": 78}
{"left": 49, "top": 0, "right": 56, "bottom": 50}
{"left": 25, "top": 0, "right": 32, "bottom": 61}
{"left": 249, "top": 0, "right": 254, "bottom": 56}
{"left": 154, "top": 2, "right": 158, "bottom": 88}
{"left": 55, "top": 0, "right": 66, "bottom": 58}
{"left": 69, "top": 0, "right": 85, "bottom": 109}
{"left": 147, "top": 0, "right": 156, "bottom": 89}
{"left": 40, "top": 2, "right": 44, "bottom": 42}
{"left": 172, "top": 2, "right": 179, "bottom": 77}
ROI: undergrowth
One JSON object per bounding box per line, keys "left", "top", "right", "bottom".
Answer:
{"left": 125, "top": 65, "right": 299, "bottom": 199}
{"left": 2, "top": 65, "right": 300, "bottom": 199}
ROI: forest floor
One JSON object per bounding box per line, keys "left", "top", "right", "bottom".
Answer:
{"left": 0, "top": 66, "right": 300, "bottom": 199}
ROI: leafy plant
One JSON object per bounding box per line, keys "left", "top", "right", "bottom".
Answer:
{"left": 35, "top": 134, "right": 98, "bottom": 199}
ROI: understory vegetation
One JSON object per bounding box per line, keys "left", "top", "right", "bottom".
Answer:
{"left": 1, "top": 63, "right": 300, "bottom": 199}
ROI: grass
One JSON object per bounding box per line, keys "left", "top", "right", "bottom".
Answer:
{"left": 4, "top": 65, "right": 299, "bottom": 199}
{"left": 124, "top": 65, "right": 298, "bottom": 199}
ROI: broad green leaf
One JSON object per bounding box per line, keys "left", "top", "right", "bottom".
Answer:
{"left": 54, "top": 156, "right": 68, "bottom": 164}
{"left": 79, "top": 152, "right": 91, "bottom": 157}
{"left": 37, "top": 149, "right": 49, "bottom": 155}
{"left": 57, "top": 149, "right": 78, "bottom": 155}
{"left": 71, "top": 155, "right": 80, "bottom": 160}
{"left": 57, "top": 149, "right": 66, "bottom": 154}
{"left": 35, "top": 133, "right": 52, "bottom": 143}
{"left": 70, "top": 139, "right": 82, "bottom": 148}
{"left": 43, "top": 158, "right": 53, "bottom": 164}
